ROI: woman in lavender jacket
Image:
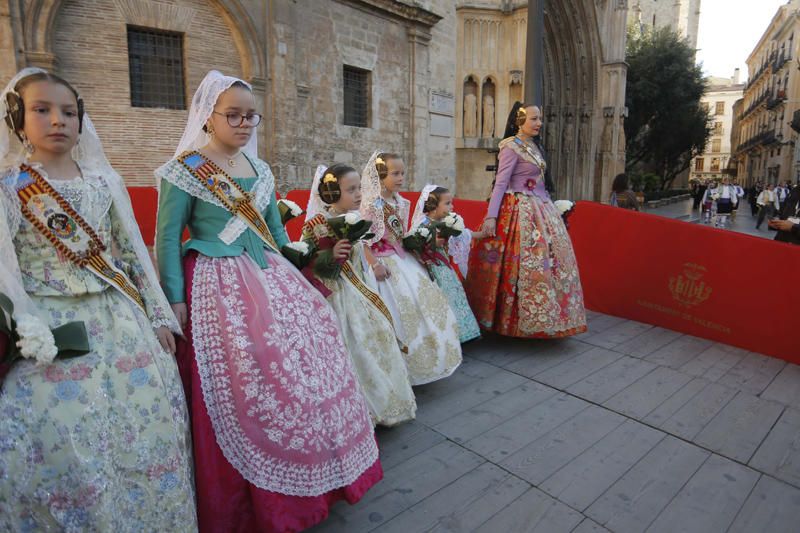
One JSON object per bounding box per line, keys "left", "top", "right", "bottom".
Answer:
{"left": 465, "top": 102, "right": 587, "bottom": 338}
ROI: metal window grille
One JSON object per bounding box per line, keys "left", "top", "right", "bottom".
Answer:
{"left": 127, "top": 27, "right": 186, "bottom": 109}
{"left": 343, "top": 65, "right": 369, "bottom": 127}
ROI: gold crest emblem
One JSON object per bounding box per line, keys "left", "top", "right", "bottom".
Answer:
{"left": 669, "top": 263, "right": 712, "bottom": 307}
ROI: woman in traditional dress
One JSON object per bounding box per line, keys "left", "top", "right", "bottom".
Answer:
{"left": 0, "top": 68, "right": 197, "bottom": 531}
{"left": 410, "top": 184, "right": 481, "bottom": 343}
{"left": 155, "top": 71, "right": 381, "bottom": 533}
{"left": 301, "top": 163, "right": 416, "bottom": 426}
{"left": 466, "top": 102, "right": 587, "bottom": 338}
{"left": 359, "top": 151, "right": 462, "bottom": 385}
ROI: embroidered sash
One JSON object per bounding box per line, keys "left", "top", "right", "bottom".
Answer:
{"left": 15, "top": 165, "right": 146, "bottom": 312}
{"left": 177, "top": 151, "right": 280, "bottom": 253}
{"left": 383, "top": 202, "right": 405, "bottom": 242}
{"left": 304, "top": 215, "right": 397, "bottom": 332}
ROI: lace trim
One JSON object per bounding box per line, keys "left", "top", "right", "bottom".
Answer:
{"left": 189, "top": 255, "right": 378, "bottom": 495}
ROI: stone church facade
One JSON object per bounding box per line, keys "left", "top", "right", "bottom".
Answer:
{"left": 455, "top": 0, "right": 629, "bottom": 202}
{"left": 1, "top": 0, "right": 628, "bottom": 201}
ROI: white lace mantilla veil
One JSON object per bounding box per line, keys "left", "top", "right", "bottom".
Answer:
{"left": 411, "top": 183, "right": 473, "bottom": 276}
{"left": 154, "top": 70, "right": 275, "bottom": 246}
{"left": 411, "top": 183, "right": 438, "bottom": 229}
{"left": 0, "top": 67, "right": 180, "bottom": 333}
{"left": 359, "top": 150, "right": 411, "bottom": 245}
{"left": 304, "top": 164, "right": 328, "bottom": 223}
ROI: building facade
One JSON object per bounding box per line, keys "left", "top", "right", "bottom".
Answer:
{"left": 455, "top": 0, "right": 629, "bottom": 202}
{"left": 689, "top": 74, "right": 744, "bottom": 184}
{"left": 627, "top": 0, "right": 701, "bottom": 49}
{"left": 733, "top": 0, "right": 800, "bottom": 186}
{"left": 1, "top": 0, "right": 627, "bottom": 201}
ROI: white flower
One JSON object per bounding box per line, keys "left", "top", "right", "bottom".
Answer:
{"left": 285, "top": 241, "right": 310, "bottom": 255}
{"left": 344, "top": 212, "right": 360, "bottom": 225}
{"left": 15, "top": 313, "right": 57, "bottom": 365}
{"left": 553, "top": 200, "right": 574, "bottom": 215}
{"left": 279, "top": 199, "right": 303, "bottom": 216}
{"left": 417, "top": 227, "right": 430, "bottom": 238}
{"left": 449, "top": 213, "right": 466, "bottom": 232}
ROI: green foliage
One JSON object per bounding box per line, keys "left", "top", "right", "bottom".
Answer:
{"left": 625, "top": 27, "right": 711, "bottom": 190}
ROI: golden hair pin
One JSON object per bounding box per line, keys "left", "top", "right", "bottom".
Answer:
{"left": 375, "top": 157, "right": 385, "bottom": 166}
{"left": 323, "top": 173, "right": 337, "bottom": 183}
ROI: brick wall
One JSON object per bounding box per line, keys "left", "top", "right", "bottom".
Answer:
{"left": 53, "top": 0, "right": 244, "bottom": 186}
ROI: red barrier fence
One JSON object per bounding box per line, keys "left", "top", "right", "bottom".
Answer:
{"left": 568, "top": 201, "right": 800, "bottom": 363}
{"left": 127, "top": 188, "right": 799, "bottom": 363}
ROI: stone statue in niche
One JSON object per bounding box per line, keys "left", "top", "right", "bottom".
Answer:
{"left": 601, "top": 116, "right": 613, "bottom": 153}
{"left": 618, "top": 114, "right": 626, "bottom": 154}
{"left": 463, "top": 93, "right": 477, "bottom": 137}
{"left": 482, "top": 94, "right": 495, "bottom": 138}
{"left": 562, "top": 114, "right": 574, "bottom": 153}
{"left": 578, "top": 114, "right": 591, "bottom": 155}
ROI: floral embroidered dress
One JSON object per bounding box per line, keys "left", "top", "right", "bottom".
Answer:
{"left": 415, "top": 216, "right": 480, "bottom": 344}
{"left": 301, "top": 213, "right": 416, "bottom": 426}
{"left": 0, "top": 168, "right": 197, "bottom": 531}
{"left": 465, "top": 136, "right": 587, "bottom": 338}
{"left": 156, "top": 154, "right": 381, "bottom": 533}
{"left": 361, "top": 193, "right": 462, "bottom": 386}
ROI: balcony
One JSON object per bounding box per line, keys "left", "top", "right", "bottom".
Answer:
{"left": 734, "top": 130, "right": 776, "bottom": 153}
{"left": 739, "top": 92, "right": 770, "bottom": 120}
{"left": 766, "top": 90, "right": 787, "bottom": 110}
{"left": 774, "top": 52, "right": 790, "bottom": 72}
{"left": 791, "top": 109, "right": 800, "bottom": 133}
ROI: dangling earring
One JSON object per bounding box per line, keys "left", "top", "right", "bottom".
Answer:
{"left": 20, "top": 132, "right": 34, "bottom": 156}
{"left": 207, "top": 124, "right": 215, "bottom": 137}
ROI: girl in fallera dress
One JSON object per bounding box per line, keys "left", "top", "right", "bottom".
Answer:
{"left": 301, "top": 163, "right": 416, "bottom": 426}
{"left": 466, "top": 102, "right": 587, "bottom": 338}
{"left": 0, "top": 68, "right": 196, "bottom": 531}
{"left": 360, "top": 151, "right": 462, "bottom": 385}
{"left": 411, "top": 184, "right": 482, "bottom": 343}
{"left": 155, "top": 70, "right": 381, "bottom": 533}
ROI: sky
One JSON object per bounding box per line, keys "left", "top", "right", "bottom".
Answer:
{"left": 696, "top": 0, "right": 789, "bottom": 79}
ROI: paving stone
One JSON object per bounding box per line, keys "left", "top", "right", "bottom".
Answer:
{"left": 717, "top": 351, "right": 786, "bottom": 395}
{"left": 645, "top": 335, "right": 714, "bottom": 369}
{"left": 728, "top": 474, "right": 800, "bottom": 533}
{"left": 475, "top": 487, "right": 584, "bottom": 533}
{"left": 643, "top": 378, "right": 709, "bottom": 428}
{"left": 646, "top": 454, "right": 759, "bottom": 533}
{"left": 679, "top": 343, "right": 749, "bottom": 381}
{"left": 414, "top": 357, "right": 500, "bottom": 403}
{"left": 501, "top": 405, "right": 626, "bottom": 485}
{"left": 464, "top": 393, "right": 589, "bottom": 462}
{"left": 614, "top": 327, "right": 683, "bottom": 358}
{"left": 578, "top": 320, "right": 654, "bottom": 350}
{"left": 539, "top": 419, "right": 665, "bottom": 511}
{"left": 656, "top": 381, "right": 738, "bottom": 440}
{"left": 761, "top": 363, "right": 800, "bottom": 406}
{"left": 380, "top": 462, "right": 530, "bottom": 533}
{"left": 603, "top": 366, "right": 694, "bottom": 420}
{"left": 533, "top": 347, "right": 623, "bottom": 390}
{"left": 433, "top": 381, "right": 558, "bottom": 444}
{"left": 376, "top": 421, "right": 446, "bottom": 470}
{"left": 416, "top": 368, "right": 527, "bottom": 426}
{"left": 750, "top": 407, "right": 800, "bottom": 487}
{"left": 567, "top": 356, "right": 658, "bottom": 404}
{"left": 694, "top": 391, "right": 784, "bottom": 463}
{"left": 314, "top": 441, "right": 485, "bottom": 532}
{"left": 504, "top": 339, "right": 595, "bottom": 378}
{"left": 585, "top": 436, "right": 709, "bottom": 533}
{"left": 571, "top": 519, "right": 612, "bottom": 533}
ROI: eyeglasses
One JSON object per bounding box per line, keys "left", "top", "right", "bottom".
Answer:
{"left": 212, "top": 111, "right": 262, "bottom": 127}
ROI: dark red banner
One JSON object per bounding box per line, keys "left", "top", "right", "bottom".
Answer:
{"left": 568, "top": 201, "right": 800, "bottom": 363}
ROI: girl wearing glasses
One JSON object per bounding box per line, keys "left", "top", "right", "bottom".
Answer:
{"left": 155, "top": 71, "right": 381, "bottom": 533}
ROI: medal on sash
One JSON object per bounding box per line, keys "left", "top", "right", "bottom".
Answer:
{"left": 177, "top": 151, "right": 280, "bottom": 252}
{"left": 383, "top": 202, "right": 405, "bottom": 241}
{"left": 14, "top": 165, "right": 146, "bottom": 312}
